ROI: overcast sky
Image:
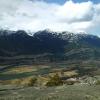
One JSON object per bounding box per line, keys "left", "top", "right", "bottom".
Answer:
{"left": 0, "top": 0, "right": 100, "bottom": 36}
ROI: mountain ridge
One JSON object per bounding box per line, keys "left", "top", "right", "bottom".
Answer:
{"left": 0, "top": 29, "right": 100, "bottom": 64}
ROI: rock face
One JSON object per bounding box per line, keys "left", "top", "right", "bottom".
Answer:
{"left": 0, "top": 29, "right": 100, "bottom": 63}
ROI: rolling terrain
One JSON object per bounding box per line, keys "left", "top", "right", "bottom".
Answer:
{"left": 0, "top": 29, "right": 100, "bottom": 100}
{"left": 0, "top": 29, "right": 100, "bottom": 64}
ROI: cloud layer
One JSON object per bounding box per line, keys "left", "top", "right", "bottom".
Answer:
{"left": 0, "top": 0, "right": 100, "bottom": 35}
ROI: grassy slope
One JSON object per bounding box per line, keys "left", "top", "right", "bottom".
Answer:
{"left": 0, "top": 61, "right": 100, "bottom": 100}
{"left": 0, "top": 84, "right": 100, "bottom": 100}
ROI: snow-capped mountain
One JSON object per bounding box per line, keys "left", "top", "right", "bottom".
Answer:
{"left": 0, "top": 29, "right": 100, "bottom": 63}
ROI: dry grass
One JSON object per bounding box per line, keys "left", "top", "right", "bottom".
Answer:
{"left": 0, "top": 76, "right": 37, "bottom": 86}
{"left": 63, "top": 70, "right": 78, "bottom": 77}
{"left": 3, "top": 66, "right": 37, "bottom": 74}
{"left": 2, "top": 65, "right": 50, "bottom": 75}
{"left": 49, "top": 70, "right": 78, "bottom": 78}
{"left": 36, "top": 76, "right": 50, "bottom": 86}
{"left": 49, "top": 72, "right": 63, "bottom": 77}
{"left": 20, "top": 76, "right": 37, "bottom": 86}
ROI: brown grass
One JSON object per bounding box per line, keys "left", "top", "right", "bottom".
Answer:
{"left": 3, "top": 66, "right": 37, "bottom": 74}
{"left": 63, "top": 70, "right": 78, "bottom": 77}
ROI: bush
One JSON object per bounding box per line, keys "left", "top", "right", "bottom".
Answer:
{"left": 95, "top": 80, "right": 100, "bottom": 85}
{"left": 10, "top": 77, "right": 37, "bottom": 86}
{"left": 11, "top": 79, "right": 22, "bottom": 85}
{"left": 46, "top": 74, "right": 63, "bottom": 86}
{"left": 21, "top": 77, "right": 37, "bottom": 86}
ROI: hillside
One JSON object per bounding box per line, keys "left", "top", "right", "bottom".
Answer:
{"left": 0, "top": 30, "right": 100, "bottom": 100}
{"left": 0, "top": 29, "right": 100, "bottom": 64}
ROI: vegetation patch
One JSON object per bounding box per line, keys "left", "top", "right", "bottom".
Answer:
{"left": 46, "top": 74, "right": 63, "bottom": 86}
{"left": 63, "top": 70, "right": 78, "bottom": 78}
{"left": 0, "top": 76, "right": 37, "bottom": 86}
{"left": 2, "top": 66, "right": 37, "bottom": 74}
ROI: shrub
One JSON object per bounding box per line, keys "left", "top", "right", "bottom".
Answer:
{"left": 11, "top": 79, "right": 22, "bottom": 85}
{"left": 10, "top": 77, "right": 37, "bottom": 86}
{"left": 95, "top": 80, "right": 100, "bottom": 85}
{"left": 21, "top": 77, "right": 37, "bottom": 86}
{"left": 46, "top": 74, "right": 63, "bottom": 86}
{"left": 36, "top": 76, "right": 50, "bottom": 86}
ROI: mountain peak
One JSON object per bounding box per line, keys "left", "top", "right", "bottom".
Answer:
{"left": 0, "top": 29, "right": 100, "bottom": 61}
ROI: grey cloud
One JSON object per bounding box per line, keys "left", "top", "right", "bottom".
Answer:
{"left": 0, "top": 0, "right": 100, "bottom": 35}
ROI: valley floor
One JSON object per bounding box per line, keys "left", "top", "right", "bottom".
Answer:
{"left": 0, "top": 61, "right": 100, "bottom": 100}
{"left": 0, "top": 84, "right": 100, "bottom": 100}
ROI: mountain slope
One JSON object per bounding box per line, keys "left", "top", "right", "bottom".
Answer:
{"left": 0, "top": 29, "right": 100, "bottom": 63}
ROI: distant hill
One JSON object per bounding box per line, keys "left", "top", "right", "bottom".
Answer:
{"left": 0, "top": 29, "right": 100, "bottom": 64}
